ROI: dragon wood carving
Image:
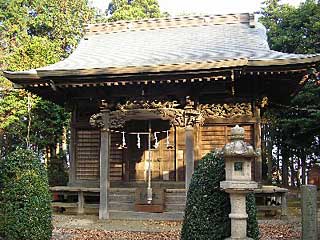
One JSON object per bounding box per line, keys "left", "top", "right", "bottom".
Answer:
{"left": 90, "top": 100, "right": 253, "bottom": 129}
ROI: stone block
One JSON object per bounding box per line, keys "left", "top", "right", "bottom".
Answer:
{"left": 301, "top": 185, "right": 318, "bottom": 240}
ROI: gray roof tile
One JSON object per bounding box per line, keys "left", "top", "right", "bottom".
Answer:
{"left": 5, "top": 13, "right": 320, "bottom": 78}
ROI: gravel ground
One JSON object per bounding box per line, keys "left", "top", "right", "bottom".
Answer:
{"left": 52, "top": 214, "right": 302, "bottom": 240}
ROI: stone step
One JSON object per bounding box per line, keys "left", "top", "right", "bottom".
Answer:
{"left": 165, "top": 189, "right": 186, "bottom": 194}
{"left": 165, "top": 203, "right": 186, "bottom": 212}
{"left": 83, "top": 202, "right": 186, "bottom": 213}
{"left": 109, "top": 210, "right": 184, "bottom": 221}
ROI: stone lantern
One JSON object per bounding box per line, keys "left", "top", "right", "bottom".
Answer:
{"left": 220, "top": 125, "right": 258, "bottom": 240}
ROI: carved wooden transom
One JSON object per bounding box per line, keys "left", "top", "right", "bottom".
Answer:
{"left": 90, "top": 100, "right": 252, "bottom": 129}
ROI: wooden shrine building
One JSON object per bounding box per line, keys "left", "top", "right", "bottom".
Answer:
{"left": 4, "top": 13, "right": 320, "bottom": 219}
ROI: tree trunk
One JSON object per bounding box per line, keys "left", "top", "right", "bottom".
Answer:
{"left": 301, "top": 149, "right": 306, "bottom": 185}
{"left": 276, "top": 145, "right": 280, "bottom": 184}
{"left": 282, "top": 147, "right": 289, "bottom": 187}
{"left": 296, "top": 155, "right": 301, "bottom": 187}
{"left": 290, "top": 155, "right": 295, "bottom": 187}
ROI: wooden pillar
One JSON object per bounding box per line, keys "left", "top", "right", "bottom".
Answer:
{"left": 99, "top": 109, "right": 111, "bottom": 220}
{"left": 194, "top": 124, "right": 201, "bottom": 167}
{"left": 254, "top": 106, "right": 262, "bottom": 183}
{"left": 185, "top": 125, "right": 194, "bottom": 191}
{"left": 69, "top": 109, "right": 77, "bottom": 185}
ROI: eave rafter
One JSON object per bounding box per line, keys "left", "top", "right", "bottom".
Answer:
{"left": 6, "top": 60, "right": 319, "bottom": 90}
{"left": 17, "top": 71, "right": 233, "bottom": 89}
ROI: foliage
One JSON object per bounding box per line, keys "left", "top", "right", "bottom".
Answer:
{"left": 259, "top": 0, "right": 320, "bottom": 54}
{"left": 0, "top": 0, "right": 91, "bottom": 164}
{"left": 0, "top": 90, "right": 70, "bottom": 158}
{"left": 47, "top": 153, "right": 69, "bottom": 186}
{"left": 0, "top": 0, "right": 95, "bottom": 72}
{"left": 0, "top": 148, "right": 52, "bottom": 240}
{"left": 181, "top": 151, "right": 259, "bottom": 240}
{"left": 281, "top": 80, "right": 320, "bottom": 148}
{"left": 107, "top": 0, "right": 162, "bottom": 21}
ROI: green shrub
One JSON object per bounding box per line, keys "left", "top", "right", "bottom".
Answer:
{"left": 181, "top": 151, "right": 259, "bottom": 240}
{"left": 0, "top": 149, "right": 53, "bottom": 240}
{"left": 47, "top": 153, "right": 68, "bottom": 186}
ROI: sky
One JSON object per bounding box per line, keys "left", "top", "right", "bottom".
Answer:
{"left": 90, "top": 0, "right": 305, "bottom": 16}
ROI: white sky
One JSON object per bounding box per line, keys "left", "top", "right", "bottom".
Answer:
{"left": 90, "top": 0, "right": 305, "bottom": 16}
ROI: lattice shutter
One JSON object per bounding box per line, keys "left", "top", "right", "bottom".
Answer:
{"left": 75, "top": 129, "right": 123, "bottom": 181}
{"left": 110, "top": 132, "right": 123, "bottom": 181}
{"left": 76, "top": 129, "right": 100, "bottom": 180}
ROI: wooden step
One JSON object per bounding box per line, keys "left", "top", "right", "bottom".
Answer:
{"left": 52, "top": 202, "right": 78, "bottom": 208}
{"left": 165, "top": 203, "right": 186, "bottom": 212}
{"left": 109, "top": 194, "right": 135, "bottom": 203}
{"left": 109, "top": 202, "right": 135, "bottom": 211}
{"left": 165, "top": 195, "right": 186, "bottom": 204}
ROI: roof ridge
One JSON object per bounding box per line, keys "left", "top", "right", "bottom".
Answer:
{"left": 85, "top": 13, "right": 255, "bottom": 36}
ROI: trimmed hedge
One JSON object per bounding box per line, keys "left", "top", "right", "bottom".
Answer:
{"left": 181, "top": 151, "right": 259, "bottom": 240}
{"left": 0, "top": 149, "right": 52, "bottom": 240}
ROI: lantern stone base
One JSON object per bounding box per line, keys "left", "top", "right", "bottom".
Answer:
{"left": 220, "top": 180, "right": 258, "bottom": 191}
{"left": 220, "top": 180, "right": 258, "bottom": 240}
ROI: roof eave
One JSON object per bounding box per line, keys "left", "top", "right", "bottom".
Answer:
{"left": 3, "top": 70, "right": 40, "bottom": 81}
{"left": 3, "top": 55, "right": 320, "bottom": 83}
{"left": 248, "top": 55, "right": 320, "bottom": 67}
{"left": 4, "top": 58, "right": 249, "bottom": 79}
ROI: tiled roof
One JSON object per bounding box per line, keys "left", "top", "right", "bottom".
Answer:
{"left": 4, "top": 13, "right": 320, "bottom": 79}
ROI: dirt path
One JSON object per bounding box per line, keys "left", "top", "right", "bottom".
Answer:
{"left": 52, "top": 214, "right": 302, "bottom": 240}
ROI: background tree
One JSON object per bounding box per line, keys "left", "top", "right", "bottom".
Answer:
{"left": 107, "top": 0, "right": 163, "bottom": 21}
{"left": 259, "top": 0, "right": 320, "bottom": 186}
{"left": 260, "top": 0, "right": 320, "bottom": 53}
{"left": 0, "top": 0, "right": 94, "bottom": 73}
{"left": 0, "top": 0, "right": 94, "bottom": 181}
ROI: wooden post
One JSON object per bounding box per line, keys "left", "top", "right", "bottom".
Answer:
{"left": 99, "top": 109, "right": 111, "bottom": 220}
{"left": 194, "top": 123, "right": 201, "bottom": 168}
{"left": 69, "top": 110, "right": 77, "bottom": 185}
{"left": 254, "top": 105, "right": 262, "bottom": 183}
{"left": 78, "top": 191, "right": 84, "bottom": 214}
{"left": 185, "top": 125, "right": 194, "bottom": 191}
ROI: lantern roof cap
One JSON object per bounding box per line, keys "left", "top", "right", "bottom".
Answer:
{"left": 223, "top": 125, "right": 257, "bottom": 158}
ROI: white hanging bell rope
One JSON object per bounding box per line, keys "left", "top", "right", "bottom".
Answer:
{"left": 166, "top": 130, "right": 170, "bottom": 147}
{"left": 154, "top": 132, "right": 159, "bottom": 149}
{"left": 121, "top": 131, "right": 126, "bottom": 147}
{"left": 137, "top": 133, "right": 141, "bottom": 149}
